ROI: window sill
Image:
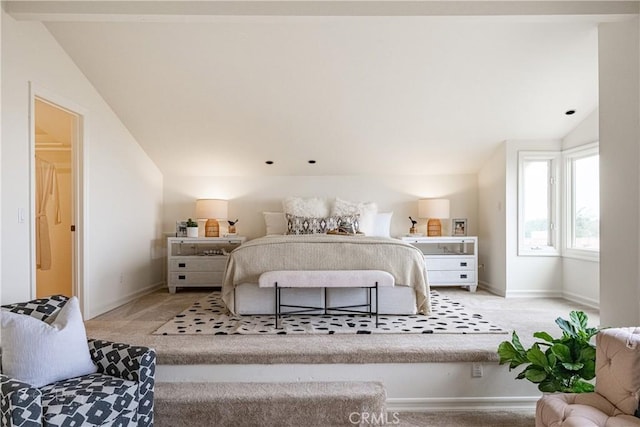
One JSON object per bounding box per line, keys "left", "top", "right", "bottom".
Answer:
{"left": 563, "top": 249, "right": 599, "bottom": 262}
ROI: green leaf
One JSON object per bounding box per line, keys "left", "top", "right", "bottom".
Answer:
{"left": 571, "top": 379, "right": 595, "bottom": 393}
{"left": 515, "top": 370, "right": 527, "bottom": 380}
{"left": 551, "top": 343, "right": 572, "bottom": 363}
{"left": 561, "top": 362, "right": 584, "bottom": 371}
{"left": 579, "top": 346, "right": 596, "bottom": 362}
{"left": 580, "top": 359, "right": 596, "bottom": 380}
{"left": 556, "top": 317, "right": 577, "bottom": 338}
{"left": 498, "top": 341, "right": 521, "bottom": 365}
{"left": 533, "top": 331, "right": 555, "bottom": 343}
{"left": 498, "top": 341, "right": 527, "bottom": 370}
{"left": 539, "top": 379, "right": 561, "bottom": 393}
{"left": 526, "top": 345, "right": 549, "bottom": 368}
{"left": 512, "top": 331, "right": 526, "bottom": 353}
{"left": 570, "top": 311, "right": 588, "bottom": 330}
{"left": 524, "top": 367, "right": 547, "bottom": 383}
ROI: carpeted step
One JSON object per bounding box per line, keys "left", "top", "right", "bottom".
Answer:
{"left": 154, "top": 381, "right": 386, "bottom": 427}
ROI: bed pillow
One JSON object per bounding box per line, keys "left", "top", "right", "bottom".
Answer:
{"left": 1, "top": 296, "right": 97, "bottom": 387}
{"left": 263, "top": 212, "right": 287, "bottom": 235}
{"left": 283, "top": 197, "right": 331, "bottom": 218}
{"left": 286, "top": 214, "right": 338, "bottom": 235}
{"left": 331, "top": 198, "right": 377, "bottom": 235}
{"left": 371, "top": 212, "right": 393, "bottom": 237}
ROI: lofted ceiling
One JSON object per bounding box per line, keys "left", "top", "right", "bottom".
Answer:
{"left": 8, "top": 1, "right": 612, "bottom": 177}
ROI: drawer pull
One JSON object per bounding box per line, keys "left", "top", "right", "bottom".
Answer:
{"left": 460, "top": 274, "right": 468, "bottom": 279}
{"left": 178, "top": 275, "right": 186, "bottom": 280}
{"left": 460, "top": 262, "right": 467, "bottom": 267}
{"left": 178, "top": 263, "right": 186, "bottom": 268}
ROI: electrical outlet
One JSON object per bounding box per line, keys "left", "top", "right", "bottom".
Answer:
{"left": 472, "top": 362, "right": 483, "bottom": 378}
{"left": 119, "top": 273, "right": 124, "bottom": 284}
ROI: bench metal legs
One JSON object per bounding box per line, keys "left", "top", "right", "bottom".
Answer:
{"left": 274, "top": 282, "right": 380, "bottom": 329}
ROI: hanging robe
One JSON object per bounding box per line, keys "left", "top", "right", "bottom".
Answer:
{"left": 35, "top": 156, "right": 61, "bottom": 270}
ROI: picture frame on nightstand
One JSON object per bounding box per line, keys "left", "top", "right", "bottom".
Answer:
{"left": 452, "top": 218, "right": 467, "bottom": 236}
{"left": 175, "top": 220, "right": 187, "bottom": 237}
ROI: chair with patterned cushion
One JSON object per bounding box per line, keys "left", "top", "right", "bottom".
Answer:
{"left": 1, "top": 295, "right": 156, "bottom": 427}
{"left": 536, "top": 327, "right": 640, "bottom": 427}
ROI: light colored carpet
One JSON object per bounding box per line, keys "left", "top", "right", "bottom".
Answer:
{"left": 85, "top": 287, "right": 599, "bottom": 366}
{"left": 86, "top": 287, "right": 576, "bottom": 426}
{"left": 155, "top": 381, "right": 386, "bottom": 427}
{"left": 153, "top": 290, "right": 507, "bottom": 335}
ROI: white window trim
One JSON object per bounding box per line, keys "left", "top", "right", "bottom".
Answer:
{"left": 518, "top": 151, "right": 561, "bottom": 256}
{"left": 562, "top": 142, "right": 599, "bottom": 262}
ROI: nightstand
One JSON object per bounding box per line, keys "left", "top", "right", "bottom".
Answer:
{"left": 166, "top": 236, "right": 246, "bottom": 293}
{"left": 401, "top": 236, "right": 478, "bottom": 292}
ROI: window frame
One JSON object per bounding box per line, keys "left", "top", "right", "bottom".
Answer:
{"left": 518, "top": 151, "right": 561, "bottom": 256}
{"left": 563, "top": 142, "right": 600, "bottom": 262}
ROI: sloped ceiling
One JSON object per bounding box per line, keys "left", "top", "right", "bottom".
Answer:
{"left": 9, "top": 1, "right": 609, "bottom": 176}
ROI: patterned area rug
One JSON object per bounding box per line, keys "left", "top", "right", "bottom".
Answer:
{"left": 153, "top": 291, "right": 507, "bottom": 335}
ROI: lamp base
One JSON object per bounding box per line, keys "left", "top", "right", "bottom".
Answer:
{"left": 427, "top": 218, "right": 442, "bottom": 237}
{"left": 205, "top": 219, "right": 220, "bottom": 237}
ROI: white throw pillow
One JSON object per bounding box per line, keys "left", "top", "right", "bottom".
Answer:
{"left": 332, "top": 198, "right": 378, "bottom": 235}
{"left": 371, "top": 212, "right": 393, "bottom": 237}
{"left": 282, "top": 197, "right": 330, "bottom": 218}
{"left": 263, "top": 212, "right": 287, "bottom": 235}
{"left": 1, "top": 296, "right": 97, "bottom": 387}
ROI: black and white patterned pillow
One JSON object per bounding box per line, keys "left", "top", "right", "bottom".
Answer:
{"left": 286, "top": 214, "right": 338, "bottom": 235}
{"left": 285, "top": 214, "right": 361, "bottom": 235}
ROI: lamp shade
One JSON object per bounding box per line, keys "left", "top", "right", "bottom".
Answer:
{"left": 418, "top": 199, "right": 450, "bottom": 219}
{"left": 195, "top": 199, "right": 228, "bottom": 220}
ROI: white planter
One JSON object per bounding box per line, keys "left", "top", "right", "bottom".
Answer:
{"left": 186, "top": 227, "right": 199, "bottom": 238}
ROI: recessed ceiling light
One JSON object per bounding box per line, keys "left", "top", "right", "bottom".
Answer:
{"left": 565, "top": 109, "right": 576, "bottom": 115}
{"left": 308, "top": 160, "right": 316, "bottom": 164}
{"left": 265, "top": 160, "right": 274, "bottom": 165}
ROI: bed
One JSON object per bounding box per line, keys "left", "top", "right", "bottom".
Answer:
{"left": 221, "top": 234, "right": 429, "bottom": 315}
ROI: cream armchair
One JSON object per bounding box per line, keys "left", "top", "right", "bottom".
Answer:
{"left": 536, "top": 327, "right": 640, "bottom": 427}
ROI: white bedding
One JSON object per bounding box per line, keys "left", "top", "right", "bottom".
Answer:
{"left": 221, "top": 235, "right": 429, "bottom": 314}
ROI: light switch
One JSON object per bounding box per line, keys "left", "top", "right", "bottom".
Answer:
{"left": 18, "top": 208, "right": 25, "bottom": 223}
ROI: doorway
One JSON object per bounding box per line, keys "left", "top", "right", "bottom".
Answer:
{"left": 33, "top": 97, "right": 80, "bottom": 299}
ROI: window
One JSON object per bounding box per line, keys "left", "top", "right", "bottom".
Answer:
{"left": 564, "top": 143, "right": 599, "bottom": 258}
{"left": 518, "top": 151, "right": 560, "bottom": 255}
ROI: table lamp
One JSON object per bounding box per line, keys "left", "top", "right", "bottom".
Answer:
{"left": 418, "top": 199, "right": 450, "bottom": 237}
{"left": 195, "top": 199, "right": 228, "bottom": 237}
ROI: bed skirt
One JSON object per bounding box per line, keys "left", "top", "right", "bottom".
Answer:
{"left": 233, "top": 283, "right": 417, "bottom": 315}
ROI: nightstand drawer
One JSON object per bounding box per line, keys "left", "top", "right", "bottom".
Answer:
{"left": 170, "top": 257, "right": 227, "bottom": 271}
{"left": 169, "top": 271, "right": 224, "bottom": 285}
{"left": 428, "top": 270, "right": 476, "bottom": 284}
{"left": 425, "top": 257, "right": 475, "bottom": 271}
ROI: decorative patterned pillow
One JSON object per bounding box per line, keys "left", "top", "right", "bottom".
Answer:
{"left": 286, "top": 214, "right": 338, "bottom": 235}
{"left": 331, "top": 198, "right": 377, "bottom": 235}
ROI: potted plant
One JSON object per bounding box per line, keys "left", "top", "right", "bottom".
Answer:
{"left": 497, "top": 310, "right": 601, "bottom": 393}
{"left": 186, "top": 218, "right": 199, "bottom": 238}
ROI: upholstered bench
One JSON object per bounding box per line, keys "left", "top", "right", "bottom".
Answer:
{"left": 258, "top": 270, "right": 395, "bottom": 328}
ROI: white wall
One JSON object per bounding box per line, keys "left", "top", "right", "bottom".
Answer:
{"left": 598, "top": 18, "right": 640, "bottom": 327}
{"left": 477, "top": 143, "right": 507, "bottom": 295}
{"left": 163, "top": 174, "right": 478, "bottom": 240}
{"left": 561, "top": 109, "right": 599, "bottom": 307}
{"left": 505, "top": 140, "right": 563, "bottom": 297}
{"left": 1, "top": 12, "right": 164, "bottom": 318}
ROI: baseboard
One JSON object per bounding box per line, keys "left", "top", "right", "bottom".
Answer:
{"left": 562, "top": 291, "right": 599, "bottom": 309}
{"left": 477, "top": 281, "right": 505, "bottom": 296}
{"left": 88, "top": 281, "right": 165, "bottom": 319}
{"left": 504, "top": 289, "right": 562, "bottom": 298}
{"left": 387, "top": 396, "right": 539, "bottom": 412}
